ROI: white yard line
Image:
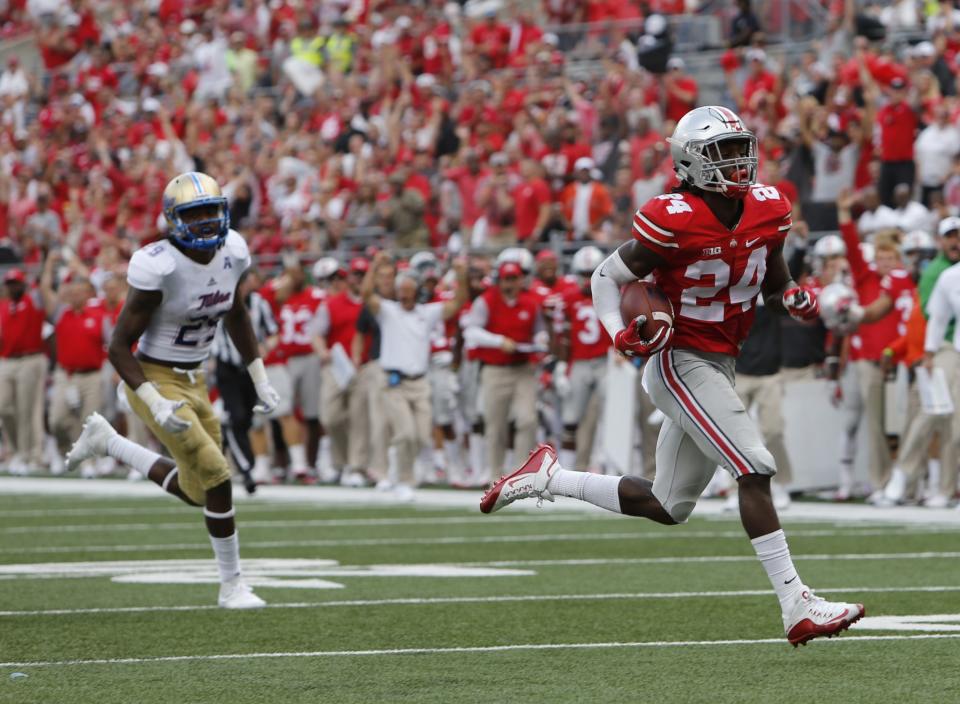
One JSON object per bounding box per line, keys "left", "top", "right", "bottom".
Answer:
{"left": 468, "top": 551, "right": 960, "bottom": 568}
{"left": 0, "top": 585, "right": 957, "bottom": 618}
{"left": 0, "top": 528, "right": 949, "bottom": 556}
{"left": 3, "top": 633, "right": 959, "bottom": 668}
{"left": 3, "top": 477, "right": 960, "bottom": 526}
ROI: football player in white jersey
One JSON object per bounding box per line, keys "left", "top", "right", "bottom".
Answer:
{"left": 66, "top": 172, "right": 280, "bottom": 609}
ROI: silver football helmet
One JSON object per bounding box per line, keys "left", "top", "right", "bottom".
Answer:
{"left": 495, "top": 247, "right": 534, "bottom": 275}
{"left": 819, "top": 282, "right": 860, "bottom": 333}
{"left": 668, "top": 106, "right": 758, "bottom": 198}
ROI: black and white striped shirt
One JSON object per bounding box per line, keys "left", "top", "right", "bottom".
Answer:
{"left": 211, "top": 291, "right": 277, "bottom": 367}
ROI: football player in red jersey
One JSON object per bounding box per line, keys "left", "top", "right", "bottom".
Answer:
{"left": 481, "top": 106, "right": 865, "bottom": 646}
{"left": 552, "top": 245, "right": 610, "bottom": 471}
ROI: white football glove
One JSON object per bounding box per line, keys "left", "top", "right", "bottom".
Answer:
{"left": 253, "top": 380, "right": 281, "bottom": 415}
{"left": 248, "top": 358, "right": 280, "bottom": 415}
{"left": 135, "top": 382, "right": 192, "bottom": 434}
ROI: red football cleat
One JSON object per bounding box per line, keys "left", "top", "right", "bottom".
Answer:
{"left": 479, "top": 444, "right": 559, "bottom": 514}
{"left": 784, "top": 590, "right": 865, "bottom": 647}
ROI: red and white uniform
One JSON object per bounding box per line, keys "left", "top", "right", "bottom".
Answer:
{"left": 633, "top": 186, "right": 793, "bottom": 355}
{"left": 531, "top": 275, "right": 579, "bottom": 315}
{"left": 557, "top": 287, "right": 611, "bottom": 362}
{"left": 260, "top": 284, "right": 326, "bottom": 365}
{"left": 839, "top": 221, "right": 916, "bottom": 361}
{"left": 54, "top": 302, "right": 108, "bottom": 373}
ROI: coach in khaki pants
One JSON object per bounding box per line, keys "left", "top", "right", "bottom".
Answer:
{"left": 462, "top": 261, "right": 543, "bottom": 480}
{"left": 0, "top": 268, "right": 47, "bottom": 472}
{"left": 361, "top": 251, "right": 466, "bottom": 493}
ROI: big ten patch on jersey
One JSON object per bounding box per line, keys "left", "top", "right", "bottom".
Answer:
{"left": 632, "top": 186, "right": 793, "bottom": 356}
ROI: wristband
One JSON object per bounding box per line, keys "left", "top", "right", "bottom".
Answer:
{"left": 247, "top": 358, "right": 269, "bottom": 386}
{"left": 135, "top": 382, "right": 164, "bottom": 408}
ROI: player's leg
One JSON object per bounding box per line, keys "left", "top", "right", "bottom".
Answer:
{"left": 481, "top": 365, "right": 512, "bottom": 482}
{"left": 216, "top": 361, "right": 257, "bottom": 493}
{"left": 346, "top": 375, "right": 371, "bottom": 479}
{"left": 320, "top": 365, "right": 349, "bottom": 478}
{"left": 857, "top": 359, "right": 892, "bottom": 497}
{"left": 837, "top": 362, "right": 863, "bottom": 499}
{"left": 365, "top": 363, "right": 390, "bottom": 484}
{"left": 651, "top": 350, "right": 863, "bottom": 645}
{"left": 384, "top": 381, "right": 416, "bottom": 491}
{"left": 752, "top": 373, "right": 792, "bottom": 508}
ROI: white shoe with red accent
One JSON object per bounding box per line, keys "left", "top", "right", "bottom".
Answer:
{"left": 218, "top": 577, "right": 266, "bottom": 609}
{"left": 784, "top": 590, "right": 865, "bottom": 646}
{"left": 480, "top": 444, "right": 558, "bottom": 514}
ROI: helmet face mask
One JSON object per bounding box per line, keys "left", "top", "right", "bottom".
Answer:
{"left": 669, "top": 106, "right": 759, "bottom": 199}
{"left": 162, "top": 172, "right": 230, "bottom": 251}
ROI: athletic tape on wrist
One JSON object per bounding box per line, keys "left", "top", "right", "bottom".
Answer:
{"left": 203, "top": 507, "right": 236, "bottom": 520}
{"left": 160, "top": 467, "right": 179, "bottom": 491}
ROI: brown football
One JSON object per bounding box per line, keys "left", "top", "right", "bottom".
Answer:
{"left": 620, "top": 280, "right": 674, "bottom": 340}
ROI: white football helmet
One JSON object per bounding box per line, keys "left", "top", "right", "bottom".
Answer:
{"left": 161, "top": 171, "right": 230, "bottom": 250}
{"left": 312, "top": 256, "right": 341, "bottom": 282}
{"left": 668, "top": 106, "right": 758, "bottom": 198}
{"left": 901, "top": 230, "right": 935, "bottom": 254}
{"left": 812, "top": 234, "right": 846, "bottom": 259}
{"left": 571, "top": 245, "right": 604, "bottom": 277}
{"left": 819, "top": 282, "right": 860, "bottom": 333}
{"left": 495, "top": 247, "right": 534, "bottom": 275}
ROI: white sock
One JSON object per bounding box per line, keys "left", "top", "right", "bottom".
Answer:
{"left": 209, "top": 531, "right": 241, "bottom": 583}
{"left": 559, "top": 448, "right": 576, "bottom": 471}
{"left": 468, "top": 433, "right": 486, "bottom": 482}
{"left": 316, "top": 436, "right": 331, "bottom": 471}
{"left": 289, "top": 443, "right": 307, "bottom": 471}
{"left": 751, "top": 529, "right": 806, "bottom": 612}
{"left": 106, "top": 435, "right": 162, "bottom": 476}
{"left": 548, "top": 468, "right": 622, "bottom": 514}
{"left": 432, "top": 448, "right": 447, "bottom": 470}
{"left": 443, "top": 439, "right": 463, "bottom": 481}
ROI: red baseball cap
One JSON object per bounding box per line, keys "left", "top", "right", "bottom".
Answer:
{"left": 498, "top": 262, "right": 523, "bottom": 278}
{"left": 4, "top": 268, "right": 25, "bottom": 283}
{"left": 535, "top": 250, "right": 558, "bottom": 262}
{"left": 349, "top": 257, "right": 370, "bottom": 274}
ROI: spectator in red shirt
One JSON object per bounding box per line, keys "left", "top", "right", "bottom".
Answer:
{"left": 876, "top": 77, "right": 920, "bottom": 207}
{"left": 512, "top": 158, "right": 551, "bottom": 243}
{"left": 469, "top": 10, "right": 511, "bottom": 70}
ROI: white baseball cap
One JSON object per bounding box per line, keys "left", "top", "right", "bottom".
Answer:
{"left": 574, "top": 157, "right": 595, "bottom": 171}
{"left": 938, "top": 216, "right": 960, "bottom": 236}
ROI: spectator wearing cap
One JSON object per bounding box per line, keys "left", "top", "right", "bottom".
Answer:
{"left": 0, "top": 267, "right": 47, "bottom": 473}
{"left": 877, "top": 76, "right": 920, "bottom": 208}
{"left": 663, "top": 57, "right": 698, "bottom": 124}
{"left": 362, "top": 252, "right": 466, "bottom": 497}
{"left": 559, "top": 157, "right": 613, "bottom": 240}
{"left": 512, "top": 158, "right": 551, "bottom": 244}
{"left": 380, "top": 169, "right": 428, "bottom": 251}
{"left": 920, "top": 216, "right": 960, "bottom": 506}
{"left": 315, "top": 257, "right": 371, "bottom": 482}
{"left": 914, "top": 102, "right": 960, "bottom": 208}
{"left": 462, "top": 260, "right": 544, "bottom": 484}
{"left": 39, "top": 252, "right": 108, "bottom": 469}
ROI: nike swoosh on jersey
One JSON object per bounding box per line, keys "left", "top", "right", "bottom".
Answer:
{"left": 745, "top": 237, "right": 762, "bottom": 247}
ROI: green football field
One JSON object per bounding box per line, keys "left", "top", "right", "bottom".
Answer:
{"left": 1, "top": 486, "right": 960, "bottom": 704}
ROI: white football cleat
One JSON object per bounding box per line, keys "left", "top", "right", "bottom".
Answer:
{"left": 480, "top": 444, "right": 558, "bottom": 514}
{"left": 784, "top": 590, "right": 864, "bottom": 647}
{"left": 65, "top": 412, "right": 118, "bottom": 473}
{"left": 218, "top": 577, "right": 266, "bottom": 609}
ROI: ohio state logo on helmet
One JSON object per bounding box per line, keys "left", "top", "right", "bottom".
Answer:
{"left": 667, "top": 106, "right": 758, "bottom": 199}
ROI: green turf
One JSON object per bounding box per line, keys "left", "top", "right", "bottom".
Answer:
{"left": 1, "top": 492, "right": 959, "bottom": 703}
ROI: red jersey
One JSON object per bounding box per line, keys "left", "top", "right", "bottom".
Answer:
{"left": 323, "top": 291, "right": 363, "bottom": 353}
{"left": 531, "top": 275, "right": 580, "bottom": 315}
{"left": 261, "top": 284, "right": 325, "bottom": 364}
{"left": 513, "top": 177, "right": 551, "bottom": 240}
{"left": 472, "top": 287, "right": 541, "bottom": 366}
{"left": 876, "top": 102, "right": 917, "bottom": 162}
{"left": 55, "top": 303, "right": 107, "bottom": 372}
{"left": 839, "top": 222, "right": 916, "bottom": 361}
{"left": 558, "top": 288, "right": 611, "bottom": 361}
{"left": 633, "top": 185, "right": 793, "bottom": 356}
{"left": 0, "top": 292, "right": 45, "bottom": 358}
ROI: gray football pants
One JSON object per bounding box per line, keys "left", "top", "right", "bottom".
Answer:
{"left": 643, "top": 348, "right": 776, "bottom": 522}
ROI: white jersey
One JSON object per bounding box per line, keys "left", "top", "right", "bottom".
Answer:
{"left": 126, "top": 229, "right": 251, "bottom": 364}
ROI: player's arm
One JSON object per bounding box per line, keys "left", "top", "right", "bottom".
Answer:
{"left": 362, "top": 250, "right": 389, "bottom": 317}
{"left": 441, "top": 260, "right": 468, "bottom": 321}
{"left": 108, "top": 287, "right": 162, "bottom": 391}
{"left": 223, "top": 282, "right": 280, "bottom": 414}
{"left": 833, "top": 191, "right": 893, "bottom": 325}
{"left": 108, "top": 287, "right": 192, "bottom": 433}
{"left": 592, "top": 240, "right": 671, "bottom": 357}
{"left": 762, "top": 242, "right": 821, "bottom": 321}
{"left": 923, "top": 275, "right": 955, "bottom": 369}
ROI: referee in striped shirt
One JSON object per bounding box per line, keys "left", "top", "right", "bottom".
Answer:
{"left": 211, "top": 269, "right": 278, "bottom": 494}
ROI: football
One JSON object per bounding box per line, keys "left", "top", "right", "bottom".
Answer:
{"left": 620, "top": 280, "right": 674, "bottom": 340}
